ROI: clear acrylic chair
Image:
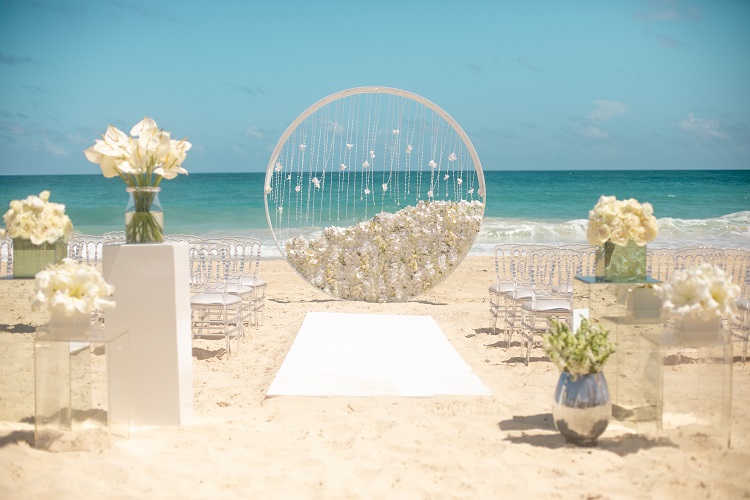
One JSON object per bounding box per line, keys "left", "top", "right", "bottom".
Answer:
{"left": 723, "top": 249, "right": 750, "bottom": 361}
{"left": 216, "top": 237, "right": 267, "bottom": 328}
{"left": 489, "top": 244, "right": 519, "bottom": 335}
{"left": 503, "top": 245, "right": 555, "bottom": 350}
{"left": 519, "top": 248, "right": 581, "bottom": 365}
{"left": 1, "top": 237, "right": 13, "bottom": 277}
{"left": 189, "top": 242, "right": 244, "bottom": 357}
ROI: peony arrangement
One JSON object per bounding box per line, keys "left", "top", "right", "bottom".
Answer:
{"left": 285, "top": 200, "right": 484, "bottom": 302}
{"left": 31, "top": 258, "right": 115, "bottom": 316}
{"left": 656, "top": 263, "right": 740, "bottom": 322}
{"left": 84, "top": 117, "right": 191, "bottom": 184}
{"left": 1, "top": 191, "right": 73, "bottom": 245}
{"left": 587, "top": 195, "right": 658, "bottom": 247}
{"left": 543, "top": 318, "right": 616, "bottom": 378}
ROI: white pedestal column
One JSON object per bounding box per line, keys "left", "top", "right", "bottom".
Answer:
{"left": 103, "top": 242, "right": 193, "bottom": 426}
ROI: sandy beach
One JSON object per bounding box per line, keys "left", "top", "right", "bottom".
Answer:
{"left": 1, "top": 255, "right": 749, "bottom": 499}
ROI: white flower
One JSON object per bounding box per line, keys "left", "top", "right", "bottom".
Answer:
{"left": 369, "top": 150, "right": 375, "bottom": 159}
{"left": 382, "top": 183, "right": 388, "bottom": 192}
{"left": 364, "top": 188, "right": 371, "bottom": 195}
{"left": 429, "top": 160, "right": 437, "bottom": 169}
{"left": 406, "top": 144, "right": 413, "bottom": 154}
{"left": 362, "top": 161, "right": 369, "bottom": 168}
{"left": 346, "top": 143, "right": 353, "bottom": 150}
{"left": 587, "top": 195, "right": 658, "bottom": 246}
{"left": 448, "top": 152, "right": 457, "bottom": 161}
{"left": 3, "top": 191, "right": 74, "bottom": 245}
{"left": 284, "top": 200, "right": 484, "bottom": 303}
{"left": 299, "top": 144, "right": 306, "bottom": 151}
{"left": 264, "top": 185, "right": 272, "bottom": 195}
{"left": 457, "top": 178, "right": 463, "bottom": 185}
{"left": 443, "top": 174, "right": 449, "bottom": 181}
{"left": 427, "top": 189, "right": 434, "bottom": 198}
{"left": 312, "top": 177, "right": 320, "bottom": 188}
{"left": 275, "top": 162, "right": 283, "bottom": 172}
{"left": 84, "top": 117, "right": 190, "bottom": 185}
{"left": 340, "top": 163, "right": 347, "bottom": 171}
{"left": 295, "top": 185, "right": 301, "bottom": 192}
{"left": 657, "top": 264, "right": 740, "bottom": 322}
{"left": 392, "top": 129, "right": 400, "bottom": 135}
{"left": 32, "top": 258, "right": 115, "bottom": 315}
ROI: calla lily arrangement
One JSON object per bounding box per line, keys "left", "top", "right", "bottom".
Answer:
{"left": 84, "top": 117, "right": 191, "bottom": 243}
{"left": 84, "top": 117, "right": 191, "bottom": 186}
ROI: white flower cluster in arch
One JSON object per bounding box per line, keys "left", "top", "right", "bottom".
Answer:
{"left": 285, "top": 199, "right": 483, "bottom": 302}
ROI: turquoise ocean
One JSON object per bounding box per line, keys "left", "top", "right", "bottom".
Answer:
{"left": 1, "top": 170, "right": 748, "bottom": 257}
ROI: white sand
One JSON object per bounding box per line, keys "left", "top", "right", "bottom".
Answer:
{"left": 1, "top": 256, "right": 749, "bottom": 498}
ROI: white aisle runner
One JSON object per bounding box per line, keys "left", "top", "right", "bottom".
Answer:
{"left": 267, "top": 312, "right": 491, "bottom": 397}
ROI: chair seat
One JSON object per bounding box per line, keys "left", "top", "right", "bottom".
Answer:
{"left": 736, "top": 298, "right": 749, "bottom": 311}
{"left": 240, "top": 276, "right": 267, "bottom": 287}
{"left": 552, "top": 283, "right": 574, "bottom": 295}
{"left": 191, "top": 293, "right": 242, "bottom": 306}
{"left": 520, "top": 299, "right": 571, "bottom": 313}
{"left": 507, "top": 288, "right": 533, "bottom": 300}
{"left": 489, "top": 282, "right": 514, "bottom": 294}
{"left": 225, "top": 283, "right": 255, "bottom": 295}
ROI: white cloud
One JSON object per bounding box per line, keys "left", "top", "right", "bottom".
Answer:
{"left": 244, "top": 126, "right": 265, "bottom": 140}
{"left": 678, "top": 112, "right": 729, "bottom": 140}
{"left": 42, "top": 139, "right": 67, "bottom": 157}
{"left": 581, "top": 126, "right": 610, "bottom": 139}
{"left": 587, "top": 100, "right": 628, "bottom": 122}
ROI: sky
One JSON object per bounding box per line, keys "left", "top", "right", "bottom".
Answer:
{"left": 0, "top": 0, "right": 748, "bottom": 175}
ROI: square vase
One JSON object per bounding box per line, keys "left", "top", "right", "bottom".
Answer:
{"left": 13, "top": 238, "right": 67, "bottom": 278}
{"left": 595, "top": 240, "right": 647, "bottom": 283}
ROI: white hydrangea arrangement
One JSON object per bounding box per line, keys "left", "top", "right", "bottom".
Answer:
{"left": 543, "top": 319, "right": 616, "bottom": 379}
{"left": 31, "top": 258, "right": 115, "bottom": 316}
{"left": 587, "top": 195, "right": 658, "bottom": 247}
{"left": 285, "top": 200, "right": 484, "bottom": 302}
{"left": 657, "top": 263, "right": 740, "bottom": 322}
{"left": 1, "top": 191, "right": 73, "bottom": 245}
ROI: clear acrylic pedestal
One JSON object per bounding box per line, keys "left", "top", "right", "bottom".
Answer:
{"left": 34, "top": 324, "right": 129, "bottom": 451}
{"left": 642, "top": 329, "right": 732, "bottom": 449}
{"left": 573, "top": 276, "right": 663, "bottom": 433}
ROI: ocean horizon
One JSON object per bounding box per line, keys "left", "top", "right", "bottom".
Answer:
{"left": 1, "top": 170, "right": 748, "bottom": 256}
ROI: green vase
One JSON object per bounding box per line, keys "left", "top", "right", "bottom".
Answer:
{"left": 595, "top": 240, "right": 647, "bottom": 282}
{"left": 12, "top": 238, "right": 67, "bottom": 278}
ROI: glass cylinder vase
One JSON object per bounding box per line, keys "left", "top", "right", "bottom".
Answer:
{"left": 125, "top": 186, "right": 163, "bottom": 244}
{"left": 595, "top": 240, "right": 647, "bottom": 282}
{"left": 12, "top": 238, "right": 67, "bottom": 278}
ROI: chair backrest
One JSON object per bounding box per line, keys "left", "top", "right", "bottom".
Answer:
{"left": 673, "top": 247, "right": 725, "bottom": 271}
{"left": 102, "top": 231, "right": 126, "bottom": 244}
{"left": 721, "top": 249, "right": 750, "bottom": 298}
{"left": 67, "top": 237, "right": 104, "bottom": 268}
{"left": 494, "top": 244, "right": 518, "bottom": 284}
{"left": 189, "top": 241, "right": 240, "bottom": 291}
{"left": 0, "top": 237, "right": 11, "bottom": 277}
{"left": 647, "top": 247, "right": 676, "bottom": 282}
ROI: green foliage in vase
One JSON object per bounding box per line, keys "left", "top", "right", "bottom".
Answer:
{"left": 543, "top": 318, "right": 616, "bottom": 379}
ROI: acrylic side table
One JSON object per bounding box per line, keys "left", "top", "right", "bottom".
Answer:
{"left": 573, "top": 276, "right": 663, "bottom": 433}
{"left": 34, "top": 324, "right": 129, "bottom": 451}
{"left": 641, "top": 329, "right": 732, "bottom": 449}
